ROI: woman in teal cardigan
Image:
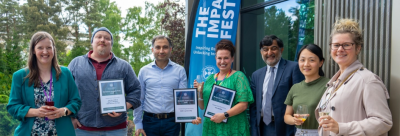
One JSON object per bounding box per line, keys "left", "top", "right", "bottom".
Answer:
{"left": 6, "top": 31, "right": 81, "bottom": 136}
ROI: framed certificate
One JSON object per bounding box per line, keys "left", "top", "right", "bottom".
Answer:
{"left": 204, "top": 85, "right": 236, "bottom": 123}
{"left": 98, "top": 79, "right": 127, "bottom": 114}
{"left": 173, "top": 88, "right": 198, "bottom": 123}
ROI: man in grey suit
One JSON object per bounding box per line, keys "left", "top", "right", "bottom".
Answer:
{"left": 249, "top": 35, "right": 304, "bottom": 136}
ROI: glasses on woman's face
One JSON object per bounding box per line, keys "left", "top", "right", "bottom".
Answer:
{"left": 329, "top": 42, "right": 355, "bottom": 50}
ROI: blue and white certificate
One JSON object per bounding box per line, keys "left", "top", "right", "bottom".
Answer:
{"left": 204, "top": 85, "right": 236, "bottom": 123}
{"left": 173, "top": 88, "right": 199, "bottom": 122}
{"left": 98, "top": 79, "right": 126, "bottom": 114}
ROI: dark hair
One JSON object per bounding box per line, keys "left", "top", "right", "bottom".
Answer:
{"left": 296, "top": 44, "right": 325, "bottom": 76}
{"left": 259, "top": 35, "right": 284, "bottom": 49}
{"left": 26, "top": 31, "right": 61, "bottom": 87}
{"left": 151, "top": 35, "right": 173, "bottom": 47}
{"left": 215, "top": 39, "right": 235, "bottom": 57}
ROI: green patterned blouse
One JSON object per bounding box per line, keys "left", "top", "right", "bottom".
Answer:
{"left": 202, "top": 71, "right": 254, "bottom": 136}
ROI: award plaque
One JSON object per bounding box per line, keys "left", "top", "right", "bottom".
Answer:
{"left": 98, "top": 79, "right": 127, "bottom": 114}
{"left": 204, "top": 85, "right": 236, "bottom": 123}
{"left": 173, "top": 88, "right": 198, "bottom": 123}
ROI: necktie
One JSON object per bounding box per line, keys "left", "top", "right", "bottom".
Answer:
{"left": 263, "top": 67, "right": 275, "bottom": 125}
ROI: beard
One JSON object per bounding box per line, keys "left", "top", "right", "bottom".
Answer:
{"left": 262, "top": 53, "right": 281, "bottom": 66}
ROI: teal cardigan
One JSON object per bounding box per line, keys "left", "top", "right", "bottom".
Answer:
{"left": 7, "top": 66, "right": 81, "bottom": 136}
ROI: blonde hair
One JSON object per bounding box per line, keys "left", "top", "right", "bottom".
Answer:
{"left": 330, "top": 19, "right": 363, "bottom": 48}
{"left": 25, "top": 31, "right": 61, "bottom": 87}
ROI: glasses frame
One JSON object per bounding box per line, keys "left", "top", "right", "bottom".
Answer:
{"left": 260, "top": 46, "right": 280, "bottom": 52}
{"left": 329, "top": 42, "right": 355, "bottom": 50}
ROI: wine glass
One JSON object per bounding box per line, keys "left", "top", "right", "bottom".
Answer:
{"left": 196, "top": 75, "right": 204, "bottom": 95}
{"left": 318, "top": 103, "right": 331, "bottom": 135}
{"left": 295, "top": 105, "right": 308, "bottom": 136}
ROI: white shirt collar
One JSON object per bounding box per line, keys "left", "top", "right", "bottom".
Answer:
{"left": 266, "top": 58, "right": 281, "bottom": 72}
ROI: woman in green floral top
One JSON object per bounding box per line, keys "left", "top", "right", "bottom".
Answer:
{"left": 192, "top": 39, "right": 254, "bottom": 136}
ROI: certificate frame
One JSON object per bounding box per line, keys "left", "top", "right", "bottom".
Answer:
{"left": 204, "top": 84, "right": 236, "bottom": 123}
{"left": 173, "top": 88, "right": 199, "bottom": 123}
{"left": 98, "top": 79, "right": 127, "bottom": 114}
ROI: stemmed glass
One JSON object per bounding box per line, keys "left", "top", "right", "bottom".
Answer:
{"left": 318, "top": 103, "right": 331, "bottom": 135}
{"left": 295, "top": 105, "right": 308, "bottom": 136}
{"left": 196, "top": 75, "right": 204, "bottom": 95}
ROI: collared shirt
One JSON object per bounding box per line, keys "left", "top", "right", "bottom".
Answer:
{"left": 68, "top": 52, "right": 141, "bottom": 128}
{"left": 262, "top": 59, "right": 281, "bottom": 95}
{"left": 262, "top": 58, "right": 281, "bottom": 116}
{"left": 88, "top": 50, "right": 112, "bottom": 80}
{"left": 133, "top": 60, "right": 187, "bottom": 130}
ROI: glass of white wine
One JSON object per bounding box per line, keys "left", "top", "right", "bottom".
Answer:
{"left": 319, "top": 103, "right": 331, "bottom": 135}
{"left": 295, "top": 105, "right": 308, "bottom": 136}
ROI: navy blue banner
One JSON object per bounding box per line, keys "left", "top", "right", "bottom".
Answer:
{"left": 186, "top": 0, "right": 241, "bottom": 88}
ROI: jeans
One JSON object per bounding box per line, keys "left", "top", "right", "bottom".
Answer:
{"left": 143, "top": 113, "right": 180, "bottom": 136}
{"left": 75, "top": 128, "right": 127, "bottom": 136}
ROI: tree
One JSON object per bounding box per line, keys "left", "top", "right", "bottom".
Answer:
{"left": 154, "top": 0, "right": 186, "bottom": 65}
{"left": 100, "top": 0, "right": 124, "bottom": 58}
{"left": 0, "top": 0, "right": 24, "bottom": 103}
{"left": 123, "top": 4, "right": 156, "bottom": 74}
{"left": 0, "top": 104, "right": 18, "bottom": 136}
{"left": 21, "top": 0, "right": 70, "bottom": 64}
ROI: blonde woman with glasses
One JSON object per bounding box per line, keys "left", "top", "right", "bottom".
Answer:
{"left": 315, "top": 19, "right": 392, "bottom": 136}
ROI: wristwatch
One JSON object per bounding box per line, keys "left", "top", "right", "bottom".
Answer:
{"left": 63, "top": 108, "right": 68, "bottom": 116}
{"left": 224, "top": 112, "right": 229, "bottom": 119}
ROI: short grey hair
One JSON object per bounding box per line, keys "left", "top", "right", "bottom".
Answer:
{"left": 151, "top": 35, "right": 173, "bottom": 47}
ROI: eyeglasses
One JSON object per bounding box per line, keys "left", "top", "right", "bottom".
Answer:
{"left": 261, "top": 46, "right": 280, "bottom": 52}
{"left": 329, "top": 42, "right": 355, "bottom": 50}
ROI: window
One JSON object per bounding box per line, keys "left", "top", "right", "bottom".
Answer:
{"left": 240, "top": 0, "right": 315, "bottom": 78}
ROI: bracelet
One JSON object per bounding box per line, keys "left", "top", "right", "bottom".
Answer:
{"left": 198, "top": 98, "right": 204, "bottom": 101}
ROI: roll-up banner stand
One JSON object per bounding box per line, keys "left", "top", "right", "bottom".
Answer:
{"left": 183, "top": 0, "right": 241, "bottom": 135}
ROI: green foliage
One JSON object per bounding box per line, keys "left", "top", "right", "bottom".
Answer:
{"left": 154, "top": 0, "right": 186, "bottom": 65}
{"left": 0, "top": 104, "right": 19, "bottom": 136}
{"left": 123, "top": 4, "right": 157, "bottom": 74}
{"left": 0, "top": 73, "right": 11, "bottom": 103}
{"left": 263, "top": 0, "right": 315, "bottom": 61}
{"left": 21, "top": 0, "right": 70, "bottom": 64}
{"left": 0, "top": 0, "right": 25, "bottom": 104}
{"left": 0, "top": 0, "right": 187, "bottom": 133}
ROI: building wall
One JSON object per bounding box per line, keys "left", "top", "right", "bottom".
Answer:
{"left": 389, "top": 0, "right": 400, "bottom": 135}
{"left": 314, "top": 0, "right": 392, "bottom": 88}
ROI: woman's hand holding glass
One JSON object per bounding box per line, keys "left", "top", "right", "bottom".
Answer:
{"left": 318, "top": 114, "right": 339, "bottom": 134}
{"left": 45, "top": 106, "right": 65, "bottom": 120}
{"left": 318, "top": 105, "right": 339, "bottom": 134}
{"left": 33, "top": 106, "right": 53, "bottom": 117}
{"left": 192, "top": 75, "right": 204, "bottom": 125}
{"left": 194, "top": 75, "right": 204, "bottom": 99}
{"left": 293, "top": 114, "right": 309, "bottom": 126}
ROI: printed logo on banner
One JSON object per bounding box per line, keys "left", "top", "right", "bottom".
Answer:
{"left": 202, "top": 65, "right": 217, "bottom": 80}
